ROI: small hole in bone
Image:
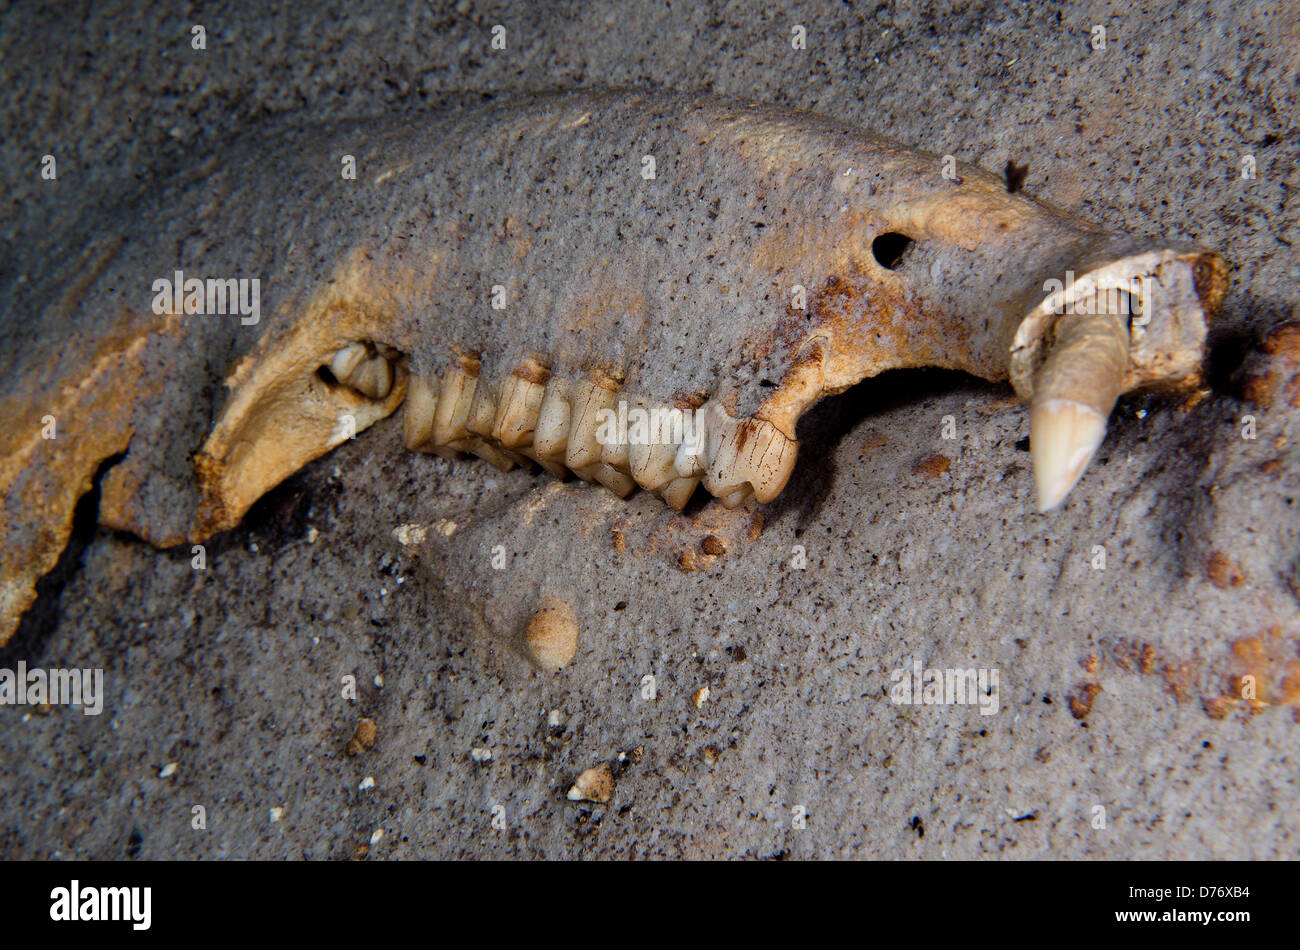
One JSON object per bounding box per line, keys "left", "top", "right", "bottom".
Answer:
{"left": 871, "top": 232, "right": 914, "bottom": 270}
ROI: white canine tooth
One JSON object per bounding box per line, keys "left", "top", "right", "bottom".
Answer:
{"left": 565, "top": 376, "right": 620, "bottom": 470}
{"left": 492, "top": 361, "right": 549, "bottom": 448}
{"left": 1029, "top": 297, "right": 1130, "bottom": 512}
{"left": 533, "top": 379, "right": 572, "bottom": 461}
{"left": 403, "top": 374, "right": 438, "bottom": 450}
{"left": 432, "top": 361, "right": 479, "bottom": 447}
{"left": 1031, "top": 399, "right": 1107, "bottom": 512}
{"left": 330, "top": 342, "right": 368, "bottom": 382}
{"left": 660, "top": 475, "right": 700, "bottom": 511}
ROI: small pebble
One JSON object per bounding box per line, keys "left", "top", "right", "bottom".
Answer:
{"left": 567, "top": 763, "right": 615, "bottom": 803}
{"left": 524, "top": 597, "right": 580, "bottom": 671}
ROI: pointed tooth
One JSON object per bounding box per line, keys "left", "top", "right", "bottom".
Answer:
{"left": 404, "top": 374, "right": 438, "bottom": 450}
{"left": 1029, "top": 297, "right": 1130, "bottom": 511}
{"left": 565, "top": 375, "right": 620, "bottom": 470}
{"left": 492, "top": 360, "right": 549, "bottom": 448}
{"left": 330, "top": 342, "right": 368, "bottom": 382}
{"left": 1031, "top": 399, "right": 1107, "bottom": 512}
{"left": 660, "top": 475, "right": 700, "bottom": 511}
{"left": 432, "top": 360, "right": 479, "bottom": 447}
{"left": 703, "top": 415, "right": 798, "bottom": 504}
{"left": 533, "top": 379, "right": 572, "bottom": 462}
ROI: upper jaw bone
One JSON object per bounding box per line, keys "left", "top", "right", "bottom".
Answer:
{"left": 1029, "top": 292, "right": 1131, "bottom": 511}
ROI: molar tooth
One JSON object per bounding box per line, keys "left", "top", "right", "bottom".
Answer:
{"left": 628, "top": 399, "right": 690, "bottom": 490}
{"left": 673, "top": 400, "right": 717, "bottom": 477}
{"left": 703, "top": 416, "right": 799, "bottom": 504}
{"left": 403, "top": 374, "right": 439, "bottom": 451}
{"left": 592, "top": 462, "right": 636, "bottom": 498}
{"left": 629, "top": 441, "right": 678, "bottom": 491}
{"left": 519, "top": 446, "right": 568, "bottom": 480}
{"left": 1030, "top": 294, "right": 1130, "bottom": 511}
{"left": 465, "top": 436, "right": 517, "bottom": 472}
{"left": 492, "top": 360, "right": 549, "bottom": 448}
{"left": 660, "top": 475, "right": 701, "bottom": 511}
{"left": 466, "top": 378, "right": 498, "bottom": 438}
{"left": 565, "top": 374, "right": 620, "bottom": 470}
{"left": 721, "top": 486, "right": 754, "bottom": 508}
{"left": 533, "top": 379, "right": 572, "bottom": 461}
{"left": 598, "top": 393, "right": 635, "bottom": 473}
{"left": 432, "top": 360, "right": 479, "bottom": 447}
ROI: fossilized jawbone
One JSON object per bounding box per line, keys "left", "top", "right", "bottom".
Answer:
{"left": 0, "top": 90, "right": 1228, "bottom": 643}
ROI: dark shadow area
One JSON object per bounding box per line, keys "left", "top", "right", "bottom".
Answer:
{"left": 766, "top": 367, "right": 977, "bottom": 531}
{"left": 0, "top": 451, "right": 125, "bottom": 666}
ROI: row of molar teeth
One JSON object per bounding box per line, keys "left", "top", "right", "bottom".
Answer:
{"left": 401, "top": 355, "right": 799, "bottom": 510}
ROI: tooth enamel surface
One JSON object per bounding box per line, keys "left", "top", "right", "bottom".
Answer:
{"left": 1029, "top": 295, "right": 1130, "bottom": 511}
{"left": 404, "top": 375, "right": 438, "bottom": 450}
{"left": 351, "top": 355, "right": 394, "bottom": 399}
{"left": 674, "top": 399, "right": 720, "bottom": 477}
{"left": 598, "top": 393, "right": 636, "bottom": 473}
{"left": 492, "top": 363, "right": 548, "bottom": 448}
{"left": 465, "top": 436, "right": 517, "bottom": 472}
{"left": 704, "top": 416, "right": 798, "bottom": 503}
{"left": 533, "top": 379, "right": 572, "bottom": 461}
{"left": 432, "top": 362, "right": 479, "bottom": 447}
{"left": 330, "top": 342, "right": 368, "bottom": 382}
{"left": 593, "top": 462, "right": 636, "bottom": 497}
{"left": 660, "top": 475, "right": 701, "bottom": 510}
{"left": 565, "top": 377, "right": 620, "bottom": 470}
{"left": 629, "top": 435, "right": 679, "bottom": 491}
{"left": 466, "top": 379, "right": 498, "bottom": 438}
{"left": 404, "top": 359, "right": 799, "bottom": 511}
{"left": 721, "top": 486, "right": 753, "bottom": 508}
{"left": 519, "top": 446, "right": 568, "bottom": 480}
{"left": 1031, "top": 399, "right": 1107, "bottom": 512}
